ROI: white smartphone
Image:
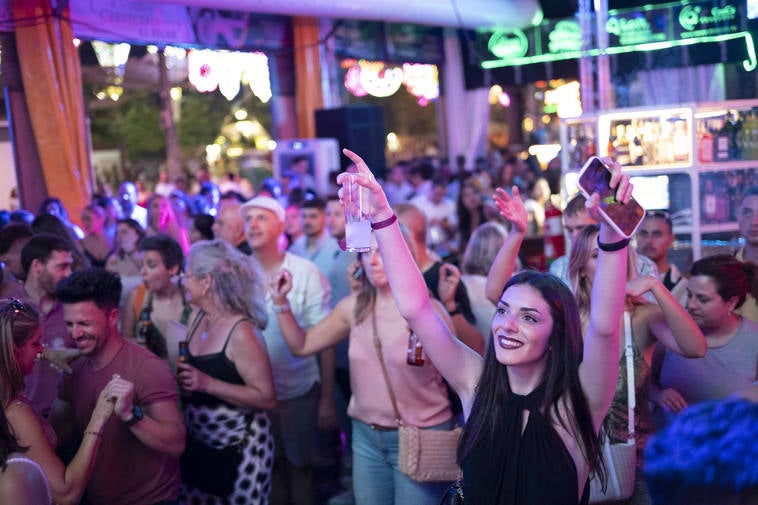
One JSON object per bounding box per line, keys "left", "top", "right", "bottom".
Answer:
{"left": 577, "top": 156, "right": 645, "bottom": 239}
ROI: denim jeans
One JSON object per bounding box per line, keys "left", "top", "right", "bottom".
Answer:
{"left": 352, "top": 419, "right": 454, "bottom": 505}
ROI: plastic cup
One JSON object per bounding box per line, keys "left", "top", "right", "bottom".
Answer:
{"left": 343, "top": 174, "right": 372, "bottom": 252}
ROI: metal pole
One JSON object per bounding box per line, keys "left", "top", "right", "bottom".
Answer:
{"left": 578, "top": 0, "right": 594, "bottom": 113}
{"left": 595, "top": 0, "right": 612, "bottom": 111}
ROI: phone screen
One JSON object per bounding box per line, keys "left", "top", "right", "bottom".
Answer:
{"left": 577, "top": 157, "right": 645, "bottom": 238}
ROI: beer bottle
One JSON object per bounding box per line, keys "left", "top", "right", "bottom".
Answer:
{"left": 406, "top": 330, "right": 426, "bottom": 366}
{"left": 178, "top": 341, "right": 190, "bottom": 363}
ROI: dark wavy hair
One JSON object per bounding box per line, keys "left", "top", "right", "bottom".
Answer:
{"left": 458, "top": 270, "right": 605, "bottom": 486}
{"left": 54, "top": 268, "right": 122, "bottom": 311}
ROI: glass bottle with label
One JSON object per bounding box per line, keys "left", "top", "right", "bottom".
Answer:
{"left": 698, "top": 121, "right": 713, "bottom": 163}
{"left": 406, "top": 330, "right": 426, "bottom": 366}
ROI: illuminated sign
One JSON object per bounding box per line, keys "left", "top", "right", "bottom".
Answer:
{"left": 606, "top": 10, "right": 669, "bottom": 46}
{"left": 480, "top": 0, "right": 755, "bottom": 71}
{"left": 488, "top": 29, "right": 529, "bottom": 59}
{"left": 547, "top": 20, "right": 581, "bottom": 53}
{"left": 676, "top": 4, "right": 739, "bottom": 38}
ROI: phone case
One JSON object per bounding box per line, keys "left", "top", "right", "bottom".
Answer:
{"left": 576, "top": 156, "right": 645, "bottom": 239}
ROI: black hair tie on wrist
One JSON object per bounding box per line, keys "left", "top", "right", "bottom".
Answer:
{"left": 597, "top": 236, "right": 630, "bottom": 252}
{"left": 371, "top": 214, "right": 397, "bottom": 230}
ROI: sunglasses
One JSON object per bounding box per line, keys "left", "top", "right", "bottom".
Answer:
{"left": 1, "top": 297, "right": 26, "bottom": 314}
{"left": 645, "top": 210, "right": 672, "bottom": 225}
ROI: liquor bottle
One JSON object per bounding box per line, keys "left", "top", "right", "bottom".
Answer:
{"left": 702, "top": 177, "right": 717, "bottom": 224}
{"left": 136, "top": 308, "right": 151, "bottom": 346}
{"left": 714, "top": 116, "right": 730, "bottom": 162}
{"left": 137, "top": 305, "right": 168, "bottom": 359}
{"left": 607, "top": 135, "right": 616, "bottom": 158}
{"left": 178, "top": 341, "right": 190, "bottom": 363}
{"left": 743, "top": 110, "right": 758, "bottom": 160}
{"left": 730, "top": 112, "right": 743, "bottom": 160}
{"left": 673, "top": 119, "right": 689, "bottom": 162}
{"left": 614, "top": 125, "right": 630, "bottom": 165}
{"left": 406, "top": 330, "right": 426, "bottom": 366}
{"left": 698, "top": 122, "right": 713, "bottom": 163}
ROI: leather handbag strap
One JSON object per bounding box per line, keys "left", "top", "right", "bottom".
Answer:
{"left": 623, "top": 311, "right": 636, "bottom": 441}
{"left": 371, "top": 313, "right": 404, "bottom": 427}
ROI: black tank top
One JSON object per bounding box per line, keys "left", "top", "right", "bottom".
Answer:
{"left": 185, "top": 315, "right": 248, "bottom": 407}
{"left": 462, "top": 383, "right": 590, "bottom": 505}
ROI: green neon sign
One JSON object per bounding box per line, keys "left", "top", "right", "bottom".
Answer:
{"left": 488, "top": 29, "right": 529, "bottom": 59}
{"left": 679, "top": 4, "right": 737, "bottom": 31}
{"left": 482, "top": 0, "right": 754, "bottom": 72}
{"left": 547, "top": 20, "right": 581, "bottom": 53}
{"left": 606, "top": 14, "right": 667, "bottom": 46}
{"left": 481, "top": 31, "right": 757, "bottom": 72}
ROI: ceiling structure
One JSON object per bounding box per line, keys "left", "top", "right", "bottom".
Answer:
{"left": 154, "top": 0, "right": 543, "bottom": 30}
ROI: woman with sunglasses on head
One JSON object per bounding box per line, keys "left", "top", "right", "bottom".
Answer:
{"left": 0, "top": 298, "right": 117, "bottom": 505}
{"left": 337, "top": 150, "right": 632, "bottom": 505}
{"left": 567, "top": 223, "right": 706, "bottom": 505}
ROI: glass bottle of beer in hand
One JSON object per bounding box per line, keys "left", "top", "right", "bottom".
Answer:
{"left": 178, "top": 341, "right": 190, "bottom": 363}
{"left": 137, "top": 308, "right": 151, "bottom": 346}
{"left": 406, "top": 330, "right": 426, "bottom": 366}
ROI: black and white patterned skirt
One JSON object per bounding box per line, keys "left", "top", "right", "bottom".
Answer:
{"left": 181, "top": 403, "right": 274, "bottom": 505}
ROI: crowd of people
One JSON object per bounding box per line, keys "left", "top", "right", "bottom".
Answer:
{"left": 0, "top": 148, "right": 755, "bottom": 505}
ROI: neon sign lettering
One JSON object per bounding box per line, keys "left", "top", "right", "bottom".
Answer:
{"left": 679, "top": 5, "right": 737, "bottom": 31}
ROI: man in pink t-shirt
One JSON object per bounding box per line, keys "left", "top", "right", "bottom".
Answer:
{"left": 50, "top": 269, "right": 185, "bottom": 505}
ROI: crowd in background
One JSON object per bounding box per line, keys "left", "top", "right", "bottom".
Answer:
{"left": 0, "top": 147, "right": 756, "bottom": 505}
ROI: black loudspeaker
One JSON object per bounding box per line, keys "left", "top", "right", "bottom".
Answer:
{"left": 315, "top": 104, "right": 386, "bottom": 180}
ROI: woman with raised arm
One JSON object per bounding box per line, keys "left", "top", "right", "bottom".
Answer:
{"left": 268, "top": 225, "right": 458, "bottom": 505}
{"left": 338, "top": 149, "right": 632, "bottom": 505}
{"left": 568, "top": 223, "right": 706, "bottom": 505}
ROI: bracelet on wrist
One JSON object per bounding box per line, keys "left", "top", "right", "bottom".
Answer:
{"left": 272, "top": 303, "right": 291, "bottom": 314}
{"left": 596, "top": 236, "right": 630, "bottom": 252}
{"left": 84, "top": 430, "right": 103, "bottom": 438}
{"left": 371, "top": 214, "right": 397, "bottom": 230}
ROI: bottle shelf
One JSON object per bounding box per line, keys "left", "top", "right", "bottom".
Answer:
{"left": 560, "top": 99, "right": 758, "bottom": 260}
{"left": 695, "top": 160, "right": 758, "bottom": 173}
{"left": 701, "top": 222, "right": 739, "bottom": 234}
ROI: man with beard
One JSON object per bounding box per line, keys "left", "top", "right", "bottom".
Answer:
{"left": 288, "top": 197, "right": 341, "bottom": 275}
{"left": 20, "top": 233, "right": 75, "bottom": 416}
{"left": 637, "top": 210, "right": 687, "bottom": 305}
{"left": 50, "top": 268, "right": 184, "bottom": 505}
{"left": 734, "top": 186, "right": 758, "bottom": 323}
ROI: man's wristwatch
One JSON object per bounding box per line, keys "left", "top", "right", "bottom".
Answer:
{"left": 124, "top": 405, "right": 144, "bottom": 427}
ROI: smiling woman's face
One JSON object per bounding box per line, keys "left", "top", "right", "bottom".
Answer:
{"left": 491, "top": 283, "right": 553, "bottom": 372}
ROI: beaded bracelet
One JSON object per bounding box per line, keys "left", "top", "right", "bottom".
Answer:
{"left": 84, "top": 431, "right": 103, "bottom": 438}
{"left": 371, "top": 214, "right": 397, "bottom": 230}
{"left": 596, "top": 236, "right": 630, "bottom": 252}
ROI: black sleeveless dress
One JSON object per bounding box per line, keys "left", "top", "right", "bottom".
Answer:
{"left": 181, "top": 316, "right": 274, "bottom": 504}
{"left": 462, "top": 383, "right": 590, "bottom": 505}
